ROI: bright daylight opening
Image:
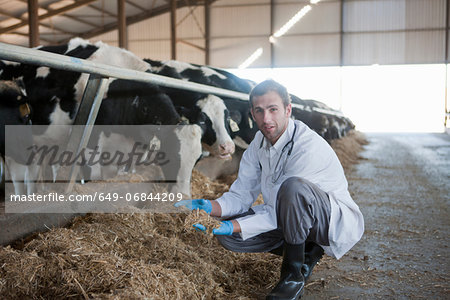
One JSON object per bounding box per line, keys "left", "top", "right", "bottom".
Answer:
{"left": 229, "top": 64, "right": 447, "bottom": 133}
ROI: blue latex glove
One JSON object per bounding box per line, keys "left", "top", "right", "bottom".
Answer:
{"left": 212, "top": 221, "right": 234, "bottom": 235}
{"left": 193, "top": 223, "right": 206, "bottom": 232}
{"left": 174, "top": 198, "right": 212, "bottom": 214}
{"left": 192, "top": 221, "right": 234, "bottom": 236}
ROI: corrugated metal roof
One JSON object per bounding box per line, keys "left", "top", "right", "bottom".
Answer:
{"left": 0, "top": 0, "right": 205, "bottom": 46}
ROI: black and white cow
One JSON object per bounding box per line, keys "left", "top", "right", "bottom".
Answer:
{"left": 145, "top": 59, "right": 236, "bottom": 159}
{"left": 161, "top": 61, "right": 258, "bottom": 148}
{"left": 291, "top": 97, "right": 355, "bottom": 142}
{"left": 145, "top": 59, "right": 260, "bottom": 151}
{"left": 290, "top": 95, "right": 329, "bottom": 140}
{"left": 0, "top": 80, "right": 31, "bottom": 158}
{"left": 0, "top": 39, "right": 114, "bottom": 192}
{"left": 0, "top": 39, "right": 202, "bottom": 197}
{"left": 0, "top": 79, "right": 34, "bottom": 196}
{"left": 89, "top": 79, "right": 203, "bottom": 197}
{"left": 177, "top": 63, "right": 258, "bottom": 148}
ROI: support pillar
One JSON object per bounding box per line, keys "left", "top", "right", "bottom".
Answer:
{"left": 118, "top": 0, "right": 128, "bottom": 49}
{"left": 28, "top": 0, "right": 39, "bottom": 47}
{"left": 204, "top": 0, "right": 211, "bottom": 65}
{"left": 170, "top": 0, "right": 177, "bottom": 59}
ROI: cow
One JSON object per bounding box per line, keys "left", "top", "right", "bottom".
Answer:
{"left": 88, "top": 78, "right": 203, "bottom": 197}
{"left": 0, "top": 79, "right": 34, "bottom": 196}
{"left": 145, "top": 59, "right": 236, "bottom": 159}
{"left": 0, "top": 40, "right": 111, "bottom": 193}
{"left": 155, "top": 61, "right": 258, "bottom": 148}
{"left": 178, "top": 63, "right": 258, "bottom": 148}
{"left": 0, "top": 39, "right": 203, "bottom": 197}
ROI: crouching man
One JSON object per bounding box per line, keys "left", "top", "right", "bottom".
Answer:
{"left": 175, "top": 80, "right": 364, "bottom": 300}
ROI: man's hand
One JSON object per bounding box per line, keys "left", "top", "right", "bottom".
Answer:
{"left": 174, "top": 199, "right": 212, "bottom": 214}
{"left": 192, "top": 221, "right": 234, "bottom": 236}
{"left": 212, "top": 221, "right": 234, "bottom": 235}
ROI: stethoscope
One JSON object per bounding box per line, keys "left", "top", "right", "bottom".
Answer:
{"left": 270, "top": 123, "right": 297, "bottom": 184}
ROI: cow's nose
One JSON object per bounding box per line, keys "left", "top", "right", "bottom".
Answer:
{"left": 220, "top": 141, "right": 235, "bottom": 154}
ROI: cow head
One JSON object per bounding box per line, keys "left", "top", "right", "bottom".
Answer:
{"left": 0, "top": 79, "right": 31, "bottom": 125}
{"left": 0, "top": 79, "right": 33, "bottom": 164}
{"left": 130, "top": 91, "right": 181, "bottom": 126}
{"left": 196, "top": 95, "right": 235, "bottom": 160}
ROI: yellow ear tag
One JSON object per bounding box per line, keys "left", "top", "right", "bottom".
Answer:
{"left": 229, "top": 119, "right": 240, "bottom": 132}
{"left": 19, "top": 103, "right": 31, "bottom": 118}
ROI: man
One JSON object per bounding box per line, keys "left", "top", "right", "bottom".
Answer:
{"left": 175, "top": 79, "right": 364, "bottom": 300}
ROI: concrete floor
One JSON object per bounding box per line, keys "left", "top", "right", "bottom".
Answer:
{"left": 306, "top": 132, "right": 450, "bottom": 299}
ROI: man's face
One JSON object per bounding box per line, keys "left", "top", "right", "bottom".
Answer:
{"left": 251, "top": 90, "right": 292, "bottom": 145}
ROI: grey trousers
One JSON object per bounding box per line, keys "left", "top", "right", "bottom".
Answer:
{"left": 216, "top": 177, "right": 331, "bottom": 253}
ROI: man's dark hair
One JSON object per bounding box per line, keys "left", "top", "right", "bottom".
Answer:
{"left": 249, "top": 79, "right": 291, "bottom": 108}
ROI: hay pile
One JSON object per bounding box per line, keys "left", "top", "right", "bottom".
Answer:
{"left": 191, "top": 169, "right": 229, "bottom": 199}
{"left": 330, "top": 131, "right": 368, "bottom": 173}
{"left": 0, "top": 131, "right": 368, "bottom": 299}
{"left": 184, "top": 209, "right": 222, "bottom": 235}
{"left": 0, "top": 213, "right": 280, "bottom": 299}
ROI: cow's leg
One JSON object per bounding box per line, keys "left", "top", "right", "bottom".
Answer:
{"left": 98, "top": 133, "right": 120, "bottom": 179}
{"left": 5, "top": 157, "right": 27, "bottom": 195}
{"left": 25, "top": 163, "right": 41, "bottom": 195}
{"left": 0, "top": 157, "right": 4, "bottom": 201}
{"left": 169, "top": 125, "right": 202, "bottom": 198}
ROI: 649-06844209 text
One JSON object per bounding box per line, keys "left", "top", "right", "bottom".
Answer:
{"left": 8, "top": 192, "right": 184, "bottom": 203}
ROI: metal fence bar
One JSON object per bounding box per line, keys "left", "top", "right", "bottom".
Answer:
{"left": 64, "top": 74, "right": 109, "bottom": 193}
{"left": 0, "top": 42, "right": 346, "bottom": 118}
{"left": 0, "top": 42, "right": 249, "bottom": 101}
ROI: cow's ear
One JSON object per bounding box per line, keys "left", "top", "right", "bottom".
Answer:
{"left": 230, "top": 110, "right": 242, "bottom": 124}
{"left": 17, "top": 80, "right": 27, "bottom": 97}
{"left": 132, "top": 95, "right": 140, "bottom": 107}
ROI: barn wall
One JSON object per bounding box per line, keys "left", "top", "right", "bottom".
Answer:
{"left": 1, "top": 0, "right": 445, "bottom": 68}
{"left": 343, "top": 0, "right": 446, "bottom": 65}
{"left": 87, "top": 0, "right": 448, "bottom": 68}
{"left": 90, "top": 6, "right": 206, "bottom": 65}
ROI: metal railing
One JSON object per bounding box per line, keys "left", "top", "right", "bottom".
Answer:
{"left": 0, "top": 42, "right": 346, "bottom": 115}
{"left": 0, "top": 41, "right": 347, "bottom": 245}
{"left": 0, "top": 42, "right": 249, "bottom": 100}
{"left": 0, "top": 42, "right": 252, "bottom": 192}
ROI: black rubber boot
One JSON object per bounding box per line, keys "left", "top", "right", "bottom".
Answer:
{"left": 266, "top": 243, "right": 305, "bottom": 300}
{"left": 269, "top": 245, "right": 283, "bottom": 256}
{"left": 302, "top": 242, "right": 324, "bottom": 282}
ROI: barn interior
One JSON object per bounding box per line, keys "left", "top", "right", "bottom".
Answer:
{"left": 0, "top": 0, "right": 449, "bottom": 299}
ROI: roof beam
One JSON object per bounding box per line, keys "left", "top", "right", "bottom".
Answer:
{"left": 4, "top": 31, "right": 54, "bottom": 43}
{"left": 17, "top": 0, "right": 101, "bottom": 27}
{"left": 64, "top": 0, "right": 186, "bottom": 42}
{"left": 118, "top": 0, "right": 128, "bottom": 49}
{"left": 65, "top": 0, "right": 214, "bottom": 43}
{"left": 60, "top": 13, "right": 99, "bottom": 28}
{"left": 178, "top": 39, "right": 204, "bottom": 51}
{"left": 0, "top": 0, "right": 98, "bottom": 35}
{"left": 126, "top": 0, "right": 147, "bottom": 12}
{"left": 87, "top": 3, "right": 117, "bottom": 18}
{"left": 204, "top": 0, "right": 210, "bottom": 64}
{"left": 28, "top": 0, "right": 40, "bottom": 47}
{"left": 0, "top": 0, "right": 81, "bottom": 35}
{"left": 0, "top": 7, "right": 78, "bottom": 36}
{"left": 3, "top": 2, "right": 87, "bottom": 34}
{"left": 170, "top": 0, "right": 176, "bottom": 59}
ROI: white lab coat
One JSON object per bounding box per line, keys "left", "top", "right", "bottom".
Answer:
{"left": 216, "top": 119, "right": 364, "bottom": 259}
